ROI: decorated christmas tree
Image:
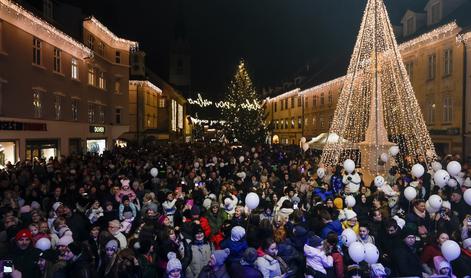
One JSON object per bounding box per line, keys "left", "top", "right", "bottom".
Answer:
{"left": 320, "top": 0, "right": 437, "bottom": 174}
{"left": 222, "top": 60, "right": 268, "bottom": 145}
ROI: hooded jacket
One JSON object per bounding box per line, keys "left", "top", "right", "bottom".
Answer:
{"left": 303, "top": 244, "right": 333, "bottom": 275}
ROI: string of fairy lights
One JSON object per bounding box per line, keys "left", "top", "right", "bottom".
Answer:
{"left": 320, "top": 0, "right": 437, "bottom": 172}
{"left": 187, "top": 93, "right": 261, "bottom": 111}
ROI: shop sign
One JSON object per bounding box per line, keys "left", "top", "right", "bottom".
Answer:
{"left": 89, "top": 126, "right": 105, "bottom": 133}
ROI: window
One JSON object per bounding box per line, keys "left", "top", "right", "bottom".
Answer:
{"left": 328, "top": 115, "right": 333, "bottom": 127}
{"left": 33, "top": 37, "right": 41, "bottom": 65}
{"left": 275, "top": 120, "right": 278, "bottom": 129}
{"left": 428, "top": 54, "right": 436, "bottom": 80}
{"left": 88, "top": 67, "right": 95, "bottom": 85}
{"left": 320, "top": 93, "right": 325, "bottom": 106}
{"left": 115, "top": 51, "right": 121, "bottom": 63}
{"left": 285, "top": 118, "right": 288, "bottom": 129}
{"left": 43, "top": 0, "right": 53, "bottom": 19}
{"left": 279, "top": 120, "right": 283, "bottom": 129}
{"left": 427, "top": 101, "right": 435, "bottom": 124}
{"left": 444, "top": 49, "right": 453, "bottom": 76}
{"left": 304, "top": 118, "right": 308, "bottom": 126}
{"left": 171, "top": 100, "right": 177, "bottom": 132}
{"left": 285, "top": 99, "right": 288, "bottom": 110}
{"left": 115, "top": 108, "right": 121, "bottom": 124}
{"left": 406, "top": 17, "right": 414, "bottom": 36}
{"left": 178, "top": 104, "right": 184, "bottom": 129}
{"left": 88, "top": 103, "right": 95, "bottom": 123}
{"left": 33, "top": 91, "right": 41, "bottom": 118}
{"left": 328, "top": 91, "right": 333, "bottom": 106}
{"left": 53, "top": 48, "right": 61, "bottom": 73}
{"left": 297, "top": 97, "right": 302, "bottom": 107}
{"left": 98, "top": 105, "right": 105, "bottom": 124}
{"left": 443, "top": 96, "right": 453, "bottom": 123}
{"left": 431, "top": 3, "right": 441, "bottom": 25}
{"left": 406, "top": 62, "right": 413, "bottom": 81}
{"left": 298, "top": 117, "right": 302, "bottom": 128}
{"left": 313, "top": 96, "right": 317, "bottom": 108}
{"left": 291, "top": 117, "right": 295, "bottom": 128}
{"left": 88, "top": 34, "right": 94, "bottom": 50}
{"left": 274, "top": 102, "right": 277, "bottom": 112}
{"left": 54, "top": 95, "right": 61, "bottom": 120}
{"left": 305, "top": 97, "right": 309, "bottom": 109}
{"left": 97, "top": 41, "right": 104, "bottom": 56}
{"left": 71, "top": 58, "right": 79, "bottom": 79}
{"left": 320, "top": 116, "right": 324, "bottom": 129}
{"left": 159, "top": 97, "right": 166, "bottom": 108}
{"left": 291, "top": 97, "right": 295, "bottom": 108}
{"left": 72, "top": 99, "right": 79, "bottom": 121}
{"left": 312, "top": 117, "right": 316, "bottom": 128}
{"left": 114, "top": 79, "right": 121, "bottom": 94}
{"left": 98, "top": 72, "right": 106, "bottom": 89}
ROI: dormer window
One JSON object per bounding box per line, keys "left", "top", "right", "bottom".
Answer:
{"left": 43, "top": 0, "right": 53, "bottom": 20}
{"left": 431, "top": 3, "right": 441, "bottom": 24}
{"left": 405, "top": 17, "right": 415, "bottom": 36}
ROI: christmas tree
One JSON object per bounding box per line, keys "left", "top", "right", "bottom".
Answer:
{"left": 222, "top": 60, "right": 268, "bottom": 145}
{"left": 320, "top": 0, "right": 436, "bottom": 173}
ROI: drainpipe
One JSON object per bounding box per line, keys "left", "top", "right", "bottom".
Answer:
{"left": 461, "top": 40, "right": 467, "bottom": 161}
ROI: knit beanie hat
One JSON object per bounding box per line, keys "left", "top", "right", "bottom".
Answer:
{"left": 146, "top": 202, "right": 158, "bottom": 213}
{"left": 166, "top": 252, "right": 182, "bottom": 273}
{"left": 105, "top": 239, "right": 119, "bottom": 251}
{"left": 52, "top": 202, "right": 63, "bottom": 212}
{"left": 231, "top": 226, "right": 246, "bottom": 241}
{"left": 334, "top": 197, "right": 343, "bottom": 210}
{"left": 345, "top": 210, "right": 357, "bottom": 220}
{"left": 242, "top": 247, "right": 258, "bottom": 265}
{"left": 212, "top": 248, "right": 230, "bottom": 266}
{"left": 306, "top": 235, "right": 323, "bottom": 248}
{"left": 15, "top": 229, "right": 32, "bottom": 241}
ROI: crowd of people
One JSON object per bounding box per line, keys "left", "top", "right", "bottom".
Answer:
{"left": 0, "top": 142, "right": 470, "bottom": 278}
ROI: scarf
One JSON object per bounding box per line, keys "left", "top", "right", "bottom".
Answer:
{"left": 413, "top": 206, "right": 426, "bottom": 219}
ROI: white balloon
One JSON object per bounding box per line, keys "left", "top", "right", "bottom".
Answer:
{"left": 464, "top": 189, "right": 471, "bottom": 206}
{"left": 447, "top": 161, "right": 462, "bottom": 177}
{"left": 251, "top": 147, "right": 256, "bottom": 153}
{"left": 150, "top": 167, "right": 158, "bottom": 177}
{"left": 428, "top": 195, "right": 443, "bottom": 209}
{"left": 302, "top": 143, "right": 309, "bottom": 152}
{"left": 404, "top": 186, "right": 417, "bottom": 202}
{"left": 345, "top": 196, "right": 356, "bottom": 208}
{"left": 389, "top": 146, "right": 400, "bottom": 156}
{"left": 380, "top": 153, "right": 389, "bottom": 163}
{"left": 341, "top": 228, "right": 357, "bottom": 247}
{"left": 35, "top": 237, "right": 51, "bottom": 251}
{"left": 411, "top": 164, "right": 425, "bottom": 178}
{"left": 374, "top": 176, "right": 385, "bottom": 187}
{"left": 364, "top": 243, "right": 380, "bottom": 264}
{"left": 219, "top": 162, "right": 225, "bottom": 168}
{"left": 432, "top": 161, "right": 443, "bottom": 172}
{"left": 343, "top": 159, "right": 355, "bottom": 174}
{"left": 441, "top": 240, "right": 461, "bottom": 261}
{"left": 300, "top": 137, "right": 306, "bottom": 144}
{"left": 194, "top": 162, "right": 200, "bottom": 169}
{"left": 348, "top": 242, "right": 366, "bottom": 263}
{"left": 254, "top": 153, "right": 259, "bottom": 159}
{"left": 239, "top": 156, "right": 245, "bottom": 163}
{"left": 434, "top": 170, "right": 450, "bottom": 188}
{"left": 426, "top": 201, "right": 440, "bottom": 213}
{"left": 317, "top": 168, "right": 326, "bottom": 179}
{"left": 245, "top": 192, "right": 260, "bottom": 210}
{"left": 447, "top": 178, "right": 458, "bottom": 188}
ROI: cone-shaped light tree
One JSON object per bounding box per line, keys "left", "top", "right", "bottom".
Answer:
{"left": 222, "top": 60, "right": 268, "bottom": 145}
{"left": 320, "top": 0, "right": 436, "bottom": 173}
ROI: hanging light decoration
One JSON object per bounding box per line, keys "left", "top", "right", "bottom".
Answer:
{"left": 320, "top": 0, "right": 437, "bottom": 174}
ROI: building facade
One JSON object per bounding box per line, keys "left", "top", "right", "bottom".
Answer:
{"left": 0, "top": 0, "right": 135, "bottom": 166}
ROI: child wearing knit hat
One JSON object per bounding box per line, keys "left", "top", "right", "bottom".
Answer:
{"left": 166, "top": 252, "right": 182, "bottom": 277}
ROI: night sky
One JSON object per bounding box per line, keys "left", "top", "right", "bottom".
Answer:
{"left": 79, "top": 0, "right": 426, "bottom": 99}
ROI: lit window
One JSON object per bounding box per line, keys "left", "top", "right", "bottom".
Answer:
{"left": 159, "top": 97, "right": 166, "bottom": 108}
{"left": 33, "top": 37, "right": 41, "bottom": 65}
{"left": 171, "top": 100, "right": 177, "bottom": 131}
{"left": 54, "top": 95, "right": 61, "bottom": 120}
{"left": 115, "top": 51, "right": 121, "bottom": 63}
{"left": 291, "top": 117, "right": 295, "bottom": 128}
{"left": 320, "top": 116, "right": 324, "bottom": 129}
{"left": 115, "top": 108, "right": 121, "bottom": 124}
{"left": 114, "top": 79, "right": 121, "bottom": 94}
{"left": 444, "top": 49, "right": 453, "bottom": 76}
{"left": 275, "top": 120, "right": 278, "bottom": 129}
{"left": 53, "top": 48, "right": 61, "bottom": 73}
{"left": 443, "top": 96, "right": 453, "bottom": 123}
{"left": 97, "top": 41, "right": 104, "bottom": 56}
{"left": 427, "top": 101, "right": 435, "bottom": 124}
{"left": 88, "top": 103, "right": 95, "bottom": 123}
{"left": 298, "top": 117, "right": 302, "bottom": 128}
{"left": 312, "top": 117, "right": 316, "bottom": 127}
{"left": 98, "top": 72, "right": 106, "bottom": 89}
{"left": 88, "top": 67, "right": 95, "bottom": 85}
{"left": 33, "top": 91, "right": 41, "bottom": 118}
{"left": 178, "top": 104, "right": 183, "bottom": 129}
{"left": 428, "top": 54, "right": 436, "bottom": 80}
{"left": 285, "top": 118, "right": 288, "bottom": 129}
{"left": 304, "top": 118, "right": 308, "bottom": 126}
{"left": 72, "top": 99, "right": 79, "bottom": 121}
{"left": 71, "top": 58, "right": 79, "bottom": 79}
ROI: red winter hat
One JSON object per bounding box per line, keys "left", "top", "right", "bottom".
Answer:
{"left": 15, "top": 229, "right": 32, "bottom": 241}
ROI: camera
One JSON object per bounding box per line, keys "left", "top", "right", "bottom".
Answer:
{"left": 3, "top": 260, "right": 13, "bottom": 274}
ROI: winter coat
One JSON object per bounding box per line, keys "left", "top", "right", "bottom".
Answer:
{"left": 11, "top": 246, "right": 41, "bottom": 278}
{"left": 420, "top": 243, "right": 442, "bottom": 269}
{"left": 220, "top": 239, "right": 248, "bottom": 264}
{"left": 118, "top": 203, "right": 137, "bottom": 220}
{"left": 255, "top": 253, "right": 282, "bottom": 278}
{"left": 56, "top": 253, "right": 95, "bottom": 278}
{"left": 303, "top": 244, "right": 333, "bottom": 275}
{"left": 390, "top": 242, "right": 423, "bottom": 277}
{"left": 433, "top": 256, "right": 456, "bottom": 278}
{"left": 205, "top": 210, "right": 228, "bottom": 236}
{"left": 187, "top": 242, "right": 212, "bottom": 278}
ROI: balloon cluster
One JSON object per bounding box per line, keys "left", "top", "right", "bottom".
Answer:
{"left": 342, "top": 229, "right": 380, "bottom": 264}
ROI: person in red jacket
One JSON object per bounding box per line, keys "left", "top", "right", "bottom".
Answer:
{"left": 324, "top": 231, "right": 344, "bottom": 278}
{"left": 420, "top": 232, "right": 448, "bottom": 274}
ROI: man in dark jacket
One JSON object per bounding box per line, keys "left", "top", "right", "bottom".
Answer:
{"left": 62, "top": 204, "right": 91, "bottom": 242}
{"left": 390, "top": 227, "right": 424, "bottom": 277}
{"left": 55, "top": 242, "right": 95, "bottom": 278}
{"left": 10, "top": 229, "right": 41, "bottom": 278}
{"left": 229, "top": 247, "right": 263, "bottom": 278}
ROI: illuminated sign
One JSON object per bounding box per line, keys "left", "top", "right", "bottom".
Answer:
{"left": 89, "top": 126, "right": 105, "bottom": 133}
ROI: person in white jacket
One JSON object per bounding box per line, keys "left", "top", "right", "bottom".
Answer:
{"left": 304, "top": 235, "right": 333, "bottom": 278}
